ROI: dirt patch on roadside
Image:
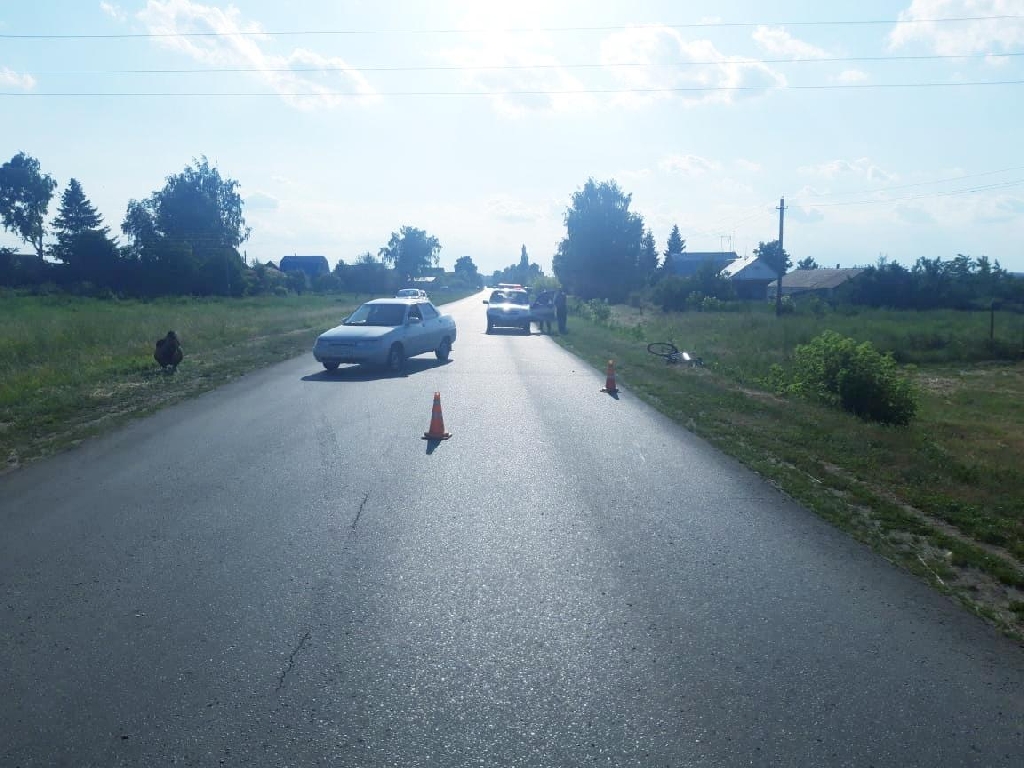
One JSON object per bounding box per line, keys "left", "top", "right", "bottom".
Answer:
{"left": 816, "top": 461, "right": 1024, "bottom": 632}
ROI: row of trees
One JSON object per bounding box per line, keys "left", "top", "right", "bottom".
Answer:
{"left": 837, "top": 255, "right": 1023, "bottom": 310}
{"left": 0, "top": 152, "right": 251, "bottom": 296}
{"left": 551, "top": 178, "right": 792, "bottom": 303}
{"left": 0, "top": 151, "right": 478, "bottom": 298}
{"left": 489, "top": 245, "right": 546, "bottom": 287}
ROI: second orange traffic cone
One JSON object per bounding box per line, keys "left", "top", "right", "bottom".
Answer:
{"left": 600, "top": 360, "right": 618, "bottom": 394}
{"left": 422, "top": 392, "right": 452, "bottom": 440}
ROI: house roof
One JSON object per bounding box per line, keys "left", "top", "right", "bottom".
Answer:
{"left": 667, "top": 251, "right": 737, "bottom": 277}
{"left": 768, "top": 268, "right": 864, "bottom": 290}
{"left": 720, "top": 255, "right": 778, "bottom": 281}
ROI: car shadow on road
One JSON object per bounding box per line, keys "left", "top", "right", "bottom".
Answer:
{"left": 485, "top": 328, "right": 535, "bottom": 336}
{"left": 301, "top": 358, "right": 452, "bottom": 382}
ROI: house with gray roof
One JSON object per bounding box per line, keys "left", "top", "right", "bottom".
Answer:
{"left": 720, "top": 255, "right": 779, "bottom": 300}
{"left": 666, "top": 251, "right": 738, "bottom": 278}
{"left": 767, "top": 268, "right": 864, "bottom": 300}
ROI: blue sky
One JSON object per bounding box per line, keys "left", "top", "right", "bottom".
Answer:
{"left": 1, "top": 0, "right": 1022, "bottom": 275}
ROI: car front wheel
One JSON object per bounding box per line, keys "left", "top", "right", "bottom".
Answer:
{"left": 435, "top": 337, "right": 451, "bottom": 361}
{"left": 486, "top": 320, "right": 493, "bottom": 334}
{"left": 386, "top": 343, "right": 406, "bottom": 374}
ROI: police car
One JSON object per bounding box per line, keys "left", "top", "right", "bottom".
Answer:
{"left": 483, "top": 287, "right": 532, "bottom": 334}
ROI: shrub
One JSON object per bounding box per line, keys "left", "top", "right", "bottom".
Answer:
{"left": 579, "top": 298, "right": 612, "bottom": 324}
{"left": 787, "top": 330, "right": 918, "bottom": 425}
{"left": 651, "top": 275, "right": 691, "bottom": 312}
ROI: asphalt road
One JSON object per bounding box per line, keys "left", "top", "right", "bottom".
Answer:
{"left": 2, "top": 291, "right": 1023, "bottom": 767}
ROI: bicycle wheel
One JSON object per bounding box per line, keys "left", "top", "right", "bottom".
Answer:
{"left": 647, "top": 342, "right": 679, "bottom": 359}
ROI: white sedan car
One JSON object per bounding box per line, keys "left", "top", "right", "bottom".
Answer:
{"left": 484, "top": 289, "right": 532, "bottom": 333}
{"left": 313, "top": 298, "right": 457, "bottom": 373}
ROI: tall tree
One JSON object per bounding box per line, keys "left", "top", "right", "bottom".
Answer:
{"left": 52, "top": 178, "right": 111, "bottom": 267}
{"left": 639, "top": 229, "right": 659, "bottom": 281}
{"left": 796, "top": 256, "right": 819, "bottom": 270}
{"left": 379, "top": 226, "right": 441, "bottom": 279}
{"left": 661, "top": 224, "right": 685, "bottom": 276}
{"left": 122, "top": 157, "right": 250, "bottom": 295}
{"left": 753, "top": 239, "right": 791, "bottom": 277}
{"left": 454, "top": 255, "right": 482, "bottom": 287}
{"left": 0, "top": 152, "right": 57, "bottom": 258}
{"left": 553, "top": 178, "right": 645, "bottom": 301}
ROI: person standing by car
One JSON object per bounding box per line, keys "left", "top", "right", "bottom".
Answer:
{"left": 554, "top": 289, "right": 568, "bottom": 334}
{"left": 531, "top": 290, "right": 554, "bottom": 334}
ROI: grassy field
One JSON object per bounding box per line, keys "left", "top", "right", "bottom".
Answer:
{"left": 0, "top": 289, "right": 472, "bottom": 469}
{"left": 557, "top": 302, "right": 1024, "bottom": 638}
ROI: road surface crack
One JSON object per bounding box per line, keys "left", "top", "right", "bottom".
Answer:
{"left": 276, "top": 631, "right": 311, "bottom": 692}
{"left": 352, "top": 492, "right": 370, "bottom": 530}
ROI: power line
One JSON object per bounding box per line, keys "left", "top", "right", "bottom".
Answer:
{"left": 3, "top": 80, "right": 1024, "bottom": 98}
{"left": 20, "top": 51, "right": 1024, "bottom": 76}
{"left": 792, "top": 165, "right": 1024, "bottom": 202}
{"left": 799, "top": 179, "right": 1024, "bottom": 208}
{"left": 3, "top": 15, "right": 1023, "bottom": 39}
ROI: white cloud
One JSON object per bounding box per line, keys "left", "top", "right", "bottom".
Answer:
{"left": 752, "top": 26, "right": 829, "bottom": 58}
{"left": 788, "top": 206, "right": 825, "bottom": 224}
{"left": 798, "top": 158, "right": 897, "bottom": 182}
{"left": 972, "top": 193, "right": 1024, "bottom": 222}
{"left": 440, "top": 35, "right": 594, "bottom": 117}
{"left": 893, "top": 203, "right": 938, "bottom": 225}
{"left": 100, "top": 2, "right": 127, "bottom": 21}
{"left": 135, "top": 0, "right": 378, "bottom": 110}
{"left": 245, "top": 192, "right": 279, "bottom": 211}
{"left": 616, "top": 167, "right": 654, "bottom": 183}
{"left": 836, "top": 69, "right": 869, "bottom": 83}
{"left": 436, "top": 0, "right": 599, "bottom": 116}
{"left": 658, "top": 154, "right": 720, "bottom": 176}
{"left": 889, "top": 0, "right": 1024, "bottom": 54}
{"left": 484, "top": 195, "right": 560, "bottom": 224}
{"left": 600, "top": 25, "right": 786, "bottom": 107}
{"left": 0, "top": 67, "right": 36, "bottom": 90}
{"left": 735, "top": 158, "right": 762, "bottom": 172}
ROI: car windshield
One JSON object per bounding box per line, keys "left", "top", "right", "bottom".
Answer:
{"left": 490, "top": 290, "right": 528, "bottom": 306}
{"left": 343, "top": 303, "right": 407, "bottom": 327}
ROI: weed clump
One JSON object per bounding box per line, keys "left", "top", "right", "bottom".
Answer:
{"left": 768, "top": 330, "right": 918, "bottom": 425}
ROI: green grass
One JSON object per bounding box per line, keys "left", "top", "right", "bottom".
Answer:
{"left": 0, "top": 288, "right": 474, "bottom": 467}
{"left": 558, "top": 303, "right": 1024, "bottom": 638}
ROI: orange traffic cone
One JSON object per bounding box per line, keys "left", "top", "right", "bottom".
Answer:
{"left": 601, "top": 360, "right": 618, "bottom": 394}
{"left": 422, "top": 392, "right": 452, "bottom": 440}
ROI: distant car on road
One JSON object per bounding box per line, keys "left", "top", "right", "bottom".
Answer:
{"left": 484, "top": 289, "right": 532, "bottom": 334}
{"left": 313, "top": 298, "right": 456, "bottom": 373}
{"left": 396, "top": 288, "right": 427, "bottom": 299}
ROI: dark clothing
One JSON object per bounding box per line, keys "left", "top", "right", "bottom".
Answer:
{"left": 554, "top": 291, "right": 568, "bottom": 334}
{"left": 532, "top": 291, "right": 554, "bottom": 333}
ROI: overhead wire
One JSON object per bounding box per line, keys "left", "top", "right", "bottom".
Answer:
{"left": 791, "top": 165, "right": 1024, "bottom": 202}
{"left": 3, "top": 14, "right": 1023, "bottom": 39}
{"left": 797, "top": 179, "right": 1024, "bottom": 208}
{"left": 3, "top": 80, "right": 1024, "bottom": 97}
{"left": 17, "top": 51, "right": 1024, "bottom": 75}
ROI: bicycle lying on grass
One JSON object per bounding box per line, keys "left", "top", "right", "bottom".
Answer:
{"left": 646, "top": 342, "right": 703, "bottom": 367}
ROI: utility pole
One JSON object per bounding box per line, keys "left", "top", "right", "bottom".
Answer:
{"left": 775, "top": 196, "right": 787, "bottom": 318}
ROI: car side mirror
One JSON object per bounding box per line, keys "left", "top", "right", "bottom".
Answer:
{"left": 482, "top": 300, "right": 489, "bottom": 304}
